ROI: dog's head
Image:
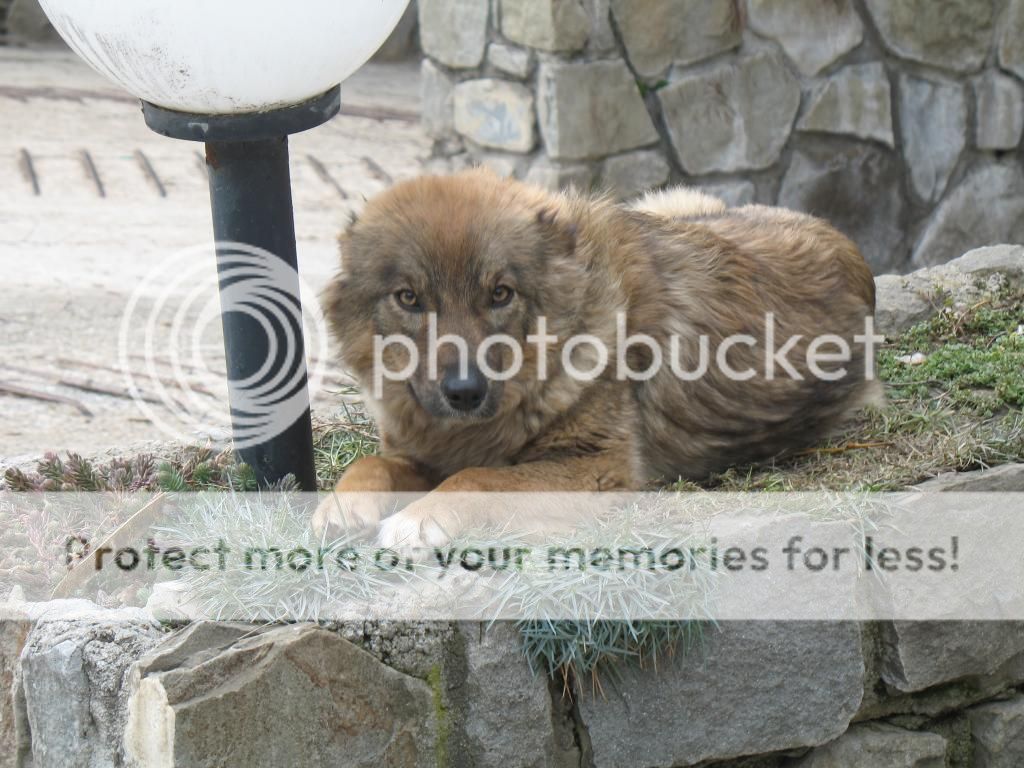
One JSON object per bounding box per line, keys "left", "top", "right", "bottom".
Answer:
{"left": 324, "top": 169, "right": 583, "bottom": 422}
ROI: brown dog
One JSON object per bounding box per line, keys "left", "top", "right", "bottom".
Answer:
{"left": 311, "top": 169, "right": 880, "bottom": 553}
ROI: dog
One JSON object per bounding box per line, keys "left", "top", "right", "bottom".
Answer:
{"left": 311, "top": 169, "right": 880, "bottom": 553}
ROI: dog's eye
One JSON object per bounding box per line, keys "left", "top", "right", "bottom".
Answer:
{"left": 491, "top": 285, "right": 515, "bottom": 307}
{"left": 395, "top": 289, "right": 420, "bottom": 310}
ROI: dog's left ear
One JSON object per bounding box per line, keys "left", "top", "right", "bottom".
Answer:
{"left": 536, "top": 207, "right": 577, "bottom": 256}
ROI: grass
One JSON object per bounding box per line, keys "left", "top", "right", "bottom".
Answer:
{"left": 2, "top": 289, "right": 1022, "bottom": 683}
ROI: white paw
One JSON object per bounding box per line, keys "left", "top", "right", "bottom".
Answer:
{"left": 311, "top": 493, "right": 388, "bottom": 540}
{"left": 377, "top": 509, "right": 453, "bottom": 559}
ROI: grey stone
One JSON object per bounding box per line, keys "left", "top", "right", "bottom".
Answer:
{"left": 779, "top": 145, "right": 906, "bottom": 273}
{"left": 660, "top": 51, "right": 800, "bottom": 175}
{"left": 998, "top": 0, "right": 1024, "bottom": 80}
{"left": 912, "top": 164, "right": 1024, "bottom": 269}
{"left": 975, "top": 71, "right": 1024, "bottom": 151}
{"left": 701, "top": 180, "right": 757, "bottom": 208}
{"left": 500, "top": 0, "right": 590, "bottom": 53}
{"left": 881, "top": 621, "right": 1024, "bottom": 694}
{"left": 6, "top": 0, "right": 63, "bottom": 45}
{"left": 17, "top": 604, "right": 162, "bottom": 768}
{"left": 418, "top": 0, "right": 488, "bottom": 69}
{"left": 525, "top": 156, "right": 593, "bottom": 191}
{"left": 746, "top": 0, "right": 864, "bottom": 76}
{"left": 969, "top": 695, "right": 1024, "bottom": 768}
{"left": 453, "top": 78, "right": 536, "bottom": 153}
{"left": 798, "top": 63, "right": 894, "bottom": 148}
{"left": 899, "top": 74, "right": 967, "bottom": 203}
{"left": 477, "top": 151, "right": 532, "bottom": 178}
{"left": 600, "top": 150, "right": 671, "bottom": 199}
{"left": 0, "top": 610, "right": 31, "bottom": 768}
{"left": 874, "top": 244, "right": 1024, "bottom": 334}
{"left": 373, "top": 0, "right": 420, "bottom": 61}
{"left": 915, "top": 464, "right": 1024, "bottom": 492}
{"left": 421, "top": 59, "right": 457, "bottom": 140}
{"left": 579, "top": 622, "right": 864, "bottom": 768}
{"left": 124, "top": 624, "right": 437, "bottom": 767}
{"left": 611, "top": 0, "right": 741, "bottom": 78}
{"left": 864, "top": 0, "right": 994, "bottom": 73}
{"left": 581, "top": 0, "right": 617, "bottom": 53}
{"left": 537, "top": 60, "right": 659, "bottom": 161}
{"left": 794, "top": 723, "right": 946, "bottom": 767}
{"left": 461, "top": 624, "right": 571, "bottom": 767}
{"left": 130, "top": 621, "right": 259, "bottom": 683}
{"left": 488, "top": 42, "right": 532, "bottom": 79}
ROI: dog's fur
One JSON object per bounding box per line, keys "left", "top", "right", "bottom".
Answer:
{"left": 312, "top": 169, "right": 879, "bottom": 551}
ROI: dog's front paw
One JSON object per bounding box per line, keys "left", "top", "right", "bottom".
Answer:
{"left": 377, "top": 502, "right": 457, "bottom": 558}
{"left": 311, "top": 493, "right": 389, "bottom": 541}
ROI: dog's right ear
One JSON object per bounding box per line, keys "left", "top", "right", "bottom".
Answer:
{"left": 535, "top": 207, "right": 577, "bottom": 257}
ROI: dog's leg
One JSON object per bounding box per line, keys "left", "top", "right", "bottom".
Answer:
{"left": 311, "top": 456, "right": 436, "bottom": 539}
{"left": 377, "top": 453, "right": 637, "bottom": 555}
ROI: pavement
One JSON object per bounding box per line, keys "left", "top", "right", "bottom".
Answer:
{"left": 0, "top": 45, "right": 430, "bottom": 469}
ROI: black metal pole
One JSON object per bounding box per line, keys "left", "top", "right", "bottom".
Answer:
{"left": 203, "top": 137, "right": 317, "bottom": 491}
{"left": 142, "top": 88, "right": 341, "bottom": 491}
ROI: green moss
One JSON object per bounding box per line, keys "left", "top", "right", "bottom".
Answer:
{"left": 426, "top": 664, "right": 449, "bottom": 768}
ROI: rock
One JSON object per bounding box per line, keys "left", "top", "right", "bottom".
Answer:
{"left": 421, "top": 59, "right": 457, "bottom": 140}
{"left": 914, "top": 464, "right": 1024, "bottom": 492}
{"left": 0, "top": 610, "right": 32, "bottom": 768}
{"left": 418, "top": 0, "right": 488, "bottom": 69}
{"left": 779, "top": 144, "right": 906, "bottom": 273}
{"left": 880, "top": 622, "right": 1024, "bottom": 694}
{"left": 998, "top": 0, "right": 1024, "bottom": 80}
{"left": 793, "top": 723, "right": 946, "bottom": 767}
{"left": 898, "top": 74, "right": 966, "bottom": 203}
{"left": 581, "top": 0, "right": 617, "bottom": 53}
{"left": 798, "top": 63, "right": 894, "bottom": 148}
{"left": 525, "top": 156, "right": 593, "bottom": 190}
{"left": 659, "top": 51, "right": 800, "bottom": 175}
{"left": 537, "top": 60, "right": 659, "bottom": 161}
{"left": 912, "top": 164, "right": 1024, "bottom": 269}
{"left": 461, "top": 624, "right": 573, "bottom": 767}
{"left": 6, "top": 0, "right": 64, "bottom": 45}
{"left": 975, "top": 71, "right": 1024, "bottom": 151}
{"left": 477, "top": 151, "right": 532, "bottom": 178}
{"left": 124, "top": 624, "right": 437, "bottom": 767}
{"left": 701, "top": 180, "right": 757, "bottom": 208}
{"left": 578, "top": 622, "right": 864, "bottom": 768}
{"left": 488, "top": 43, "right": 532, "bottom": 79}
{"left": 373, "top": 1, "right": 420, "bottom": 61}
{"left": 610, "top": 0, "right": 741, "bottom": 78}
{"left": 17, "top": 604, "right": 162, "bottom": 768}
{"left": 968, "top": 695, "right": 1024, "bottom": 768}
{"left": 746, "top": 0, "right": 864, "bottom": 76}
{"left": 129, "top": 621, "right": 259, "bottom": 684}
{"left": 864, "top": 0, "right": 994, "bottom": 73}
{"left": 453, "top": 79, "right": 536, "bottom": 153}
{"left": 600, "top": 150, "right": 671, "bottom": 199}
{"left": 874, "top": 244, "right": 1024, "bottom": 334}
{"left": 500, "top": 0, "right": 590, "bottom": 53}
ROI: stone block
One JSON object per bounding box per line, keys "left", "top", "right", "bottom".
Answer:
{"left": 659, "top": 51, "right": 800, "bottom": 175}
{"left": 525, "top": 156, "right": 593, "bottom": 190}
{"left": 537, "top": 60, "right": 659, "bottom": 160}
{"left": 864, "top": 0, "right": 994, "bottom": 73}
{"left": 419, "top": 0, "right": 489, "bottom": 69}
{"left": 975, "top": 71, "right": 1024, "bottom": 151}
{"left": 610, "top": 0, "right": 741, "bottom": 78}
{"left": 578, "top": 622, "right": 864, "bottom": 768}
{"left": 798, "top": 62, "right": 894, "bottom": 147}
{"left": 898, "top": 74, "right": 966, "bottom": 203}
{"left": 793, "top": 723, "right": 946, "bottom": 767}
{"left": 969, "top": 695, "right": 1024, "bottom": 768}
{"left": 600, "top": 150, "right": 670, "bottom": 199}
{"left": 453, "top": 78, "right": 536, "bottom": 153}
{"left": 421, "top": 59, "right": 457, "bottom": 139}
{"left": 500, "top": 0, "right": 590, "bottom": 53}
{"left": 488, "top": 42, "right": 532, "bottom": 79}
{"left": 746, "top": 0, "right": 864, "bottom": 76}
{"left": 998, "top": 0, "right": 1024, "bottom": 80}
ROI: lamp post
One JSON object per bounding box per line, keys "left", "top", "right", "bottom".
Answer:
{"left": 37, "top": 0, "right": 412, "bottom": 490}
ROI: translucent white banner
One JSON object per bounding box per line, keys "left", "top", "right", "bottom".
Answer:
{"left": 1, "top": 491, "right": 1021, "bottom": 621}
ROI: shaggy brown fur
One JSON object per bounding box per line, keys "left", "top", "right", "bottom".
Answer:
{"left": 312, "top": 169, "right": 879, "bottom": 552}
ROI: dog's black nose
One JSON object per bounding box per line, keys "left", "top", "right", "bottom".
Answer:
{"left": 441, "top": 366, "right": 488, "bottom": 412}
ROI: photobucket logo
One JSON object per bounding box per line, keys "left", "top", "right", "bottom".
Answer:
{"left": 118, "top": 242, "right": 328, "bottom": 449}
{"left": 371, "top": 313, "right": 882, "bottom": 396}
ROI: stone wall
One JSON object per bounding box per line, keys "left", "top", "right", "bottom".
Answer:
{"left": 419, "top": 0, "right": 1024, "bottom": 274}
